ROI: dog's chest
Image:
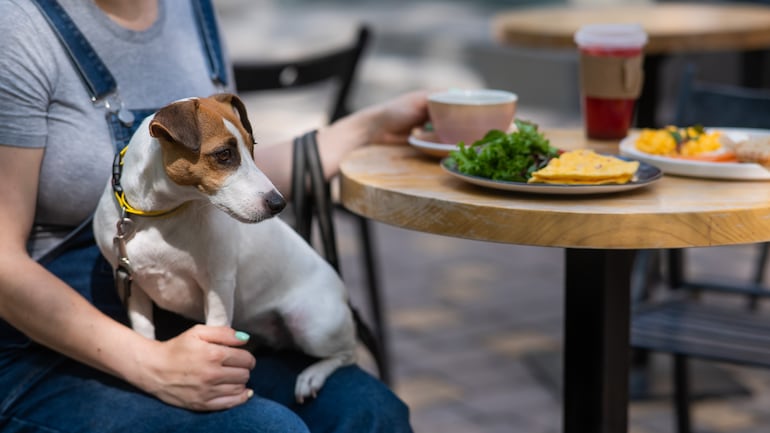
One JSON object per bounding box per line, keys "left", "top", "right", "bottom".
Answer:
{"left": 127, "top": 227, "right": 210, "bottom": 319}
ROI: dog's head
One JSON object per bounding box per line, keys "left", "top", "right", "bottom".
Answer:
{"left": 148, "top": 93, "right": 285, "bottom": 223}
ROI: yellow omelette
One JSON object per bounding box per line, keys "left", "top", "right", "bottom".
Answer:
{"left": 528, "top": 149, "right": 639, "bottom": 185}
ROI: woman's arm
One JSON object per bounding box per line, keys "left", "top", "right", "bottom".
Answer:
{"left": 252, "top": 90, "right": 429, "bottom": 195}
{"left": 0, "top": 146, "right": 256, "bottom": 411}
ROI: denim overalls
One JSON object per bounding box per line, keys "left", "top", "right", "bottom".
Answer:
{"left": 1, "top": 0, "right": 226, "bottom": 407}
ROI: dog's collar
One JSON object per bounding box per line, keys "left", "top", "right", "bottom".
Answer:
{"left": 112, "top": 146, "right": 188, "bottom": 217}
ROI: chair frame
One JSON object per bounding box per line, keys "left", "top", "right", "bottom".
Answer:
{"left": 631, "top": 64, "right": 770, "bottom": 433}
{"left": 231, "top": 25, "right": 392, "bottom": 384}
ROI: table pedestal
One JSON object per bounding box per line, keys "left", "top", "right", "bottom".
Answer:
{"left": 564, "top": 249, "right": 633, "bottom": 433}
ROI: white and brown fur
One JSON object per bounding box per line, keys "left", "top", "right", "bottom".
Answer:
{"left": 93, "top": 93, "right": 356, "bottom": 402}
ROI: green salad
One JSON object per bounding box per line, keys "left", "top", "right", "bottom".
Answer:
{"left": 447, "top": 119, "right": 559, "bottom": 182}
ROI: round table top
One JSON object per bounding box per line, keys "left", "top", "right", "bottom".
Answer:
{"left": 340, "top": 129, "right": 770, "bottom": 249}
{"left": 493, "top": 2, "right": 770, "bottom": 54}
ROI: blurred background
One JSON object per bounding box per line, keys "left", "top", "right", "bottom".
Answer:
{"left": 214, "top": 1, "right": 770, "bottom": 432}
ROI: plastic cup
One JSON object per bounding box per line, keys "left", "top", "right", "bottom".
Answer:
{"left": 574, "top": 23, "right": 648, "bottom": 140}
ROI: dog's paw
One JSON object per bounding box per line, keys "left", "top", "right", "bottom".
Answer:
{"left": 293, "top": 355, "right": 353, "bottom": 403}
{"left": 294, "top": 369, "right": 328, "bottom": 403}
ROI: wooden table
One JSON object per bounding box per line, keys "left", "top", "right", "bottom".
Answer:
{"left": 493, "top": 2, "right": 770, "bottom": 127}
{"left": 339, "top": 129, "right": 770, "bottom": 433}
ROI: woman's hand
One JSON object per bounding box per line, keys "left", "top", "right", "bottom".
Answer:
{"left": 367, "top": 90, "right": 430, "bottom": 145}
{"left": 252, "top": 89, "right": 430, "bottom": 193}
{"left": 134, "top": 325, "right": 256, "bottom": 411}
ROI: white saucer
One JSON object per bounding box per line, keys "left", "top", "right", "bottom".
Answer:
{"left": 407, "top": 127, "right": 460, "bottom": 158}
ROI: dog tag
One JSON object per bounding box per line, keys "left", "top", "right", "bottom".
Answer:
{"left": 118, "top": 107, "right": 135, "bottom": 126}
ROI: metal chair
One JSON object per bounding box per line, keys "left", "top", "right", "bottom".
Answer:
{"left": 232, "top": 25, "right": 392, "bottom": 384}
{"left": 631, "top": 64, "right": 770, "bottom": 433}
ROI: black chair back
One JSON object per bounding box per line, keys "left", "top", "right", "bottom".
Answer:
{"left": 675, "top": 64, "right": 770, "bottom": 128}
{"left": 233, "top": 25, "right": 370, "bottom": 122}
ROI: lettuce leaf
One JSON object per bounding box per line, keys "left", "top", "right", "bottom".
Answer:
{"left": 447, "top": 119, "right": 559, "bottom": 182}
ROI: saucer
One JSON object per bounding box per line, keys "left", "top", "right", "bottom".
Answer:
{"left": 407, "top": 127, "right": 460, "bottom": 158}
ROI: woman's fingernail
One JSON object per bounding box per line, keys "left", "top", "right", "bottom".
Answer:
{"left": 235, "top": 331, "right": 250, "bottom": 341}
{"left": 247, "top": 389, "right": 254, "bottom": 399}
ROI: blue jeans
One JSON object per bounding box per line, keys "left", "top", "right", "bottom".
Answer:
{"left": 0, "top": 235, "right": 412, "bottom": 433}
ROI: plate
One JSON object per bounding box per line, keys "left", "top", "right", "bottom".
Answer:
{"left": 619, "top": 128, "right": 770, "bottom": 180}
{"left": 408, "top": 127, "right": 460, "bottom": 158}
{"left": 440, "top": 156, "right": 662, "bottom": 195}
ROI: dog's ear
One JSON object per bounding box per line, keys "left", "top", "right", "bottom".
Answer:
{"left": 213, "top": 93, "right": 254, "bottom": 140}
{"left": 149, "top": 99, "right": 202, "bottom": 152}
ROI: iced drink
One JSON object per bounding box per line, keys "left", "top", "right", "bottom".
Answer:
{"left": 575, "top": 24, "right": 648, "bottom": 140}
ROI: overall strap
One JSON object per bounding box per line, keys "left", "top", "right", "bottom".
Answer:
{"left": 30, "top": 0, "right": 228, "bottom": 100}
{"left": 29, "top": 0, "right": 116, "bottom": 101}
{"left": 193, "top": 0, "right": 228, "bottom": 87}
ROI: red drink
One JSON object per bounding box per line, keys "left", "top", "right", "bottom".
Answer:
{"left": 575, "top": 24, "right": 647, "bottom": 140}
{"left": 581, "top": 46, "right": 642, "bottom": 140}
{"left": 584, "top": 96, "right": 636, "bottom": 140}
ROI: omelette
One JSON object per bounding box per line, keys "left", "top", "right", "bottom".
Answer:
{"left": 528, "top": 149, "right": 639, "bottom": 185}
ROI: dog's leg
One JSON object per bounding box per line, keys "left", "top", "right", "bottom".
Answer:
{"left": 204, "top": 282, "right": 235, "bottom": 327}
{"left": 128, "top": 286, "right": 156, "bottom": 339}
{"left": 283, "top": 301, "right": 358, "bottom": 403}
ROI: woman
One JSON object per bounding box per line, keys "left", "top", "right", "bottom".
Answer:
{"left": 0, "top": 0, "right": 427, "bottom": 431}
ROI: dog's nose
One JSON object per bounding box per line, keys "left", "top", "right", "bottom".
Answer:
{"left": 265, "top": 190, "right": 286, "bottom": 215}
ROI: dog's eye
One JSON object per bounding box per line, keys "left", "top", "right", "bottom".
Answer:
{"left": 214, "top": 149, "right": 233, "bottom": 163}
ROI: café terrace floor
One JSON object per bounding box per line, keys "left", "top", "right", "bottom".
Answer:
{"left": 217, "top": 1, "right": 770, "bottom": 431}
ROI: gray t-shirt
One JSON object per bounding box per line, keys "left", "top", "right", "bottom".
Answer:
{"left": 0, "top": 0, "right": 232, "bottom": 258}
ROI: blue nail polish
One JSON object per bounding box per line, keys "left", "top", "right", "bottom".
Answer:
{"left": 235, "top": 331, "right": 250, "bottom": 341}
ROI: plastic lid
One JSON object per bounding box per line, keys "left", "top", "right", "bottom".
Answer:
{"left": 574, "top": 23, "right": 648, "bottom": 48}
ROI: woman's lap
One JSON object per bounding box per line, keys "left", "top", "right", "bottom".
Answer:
{"left": 0, "top": 345, "right": 411, "bottom": 433}
{"left": 0, "top": 240, "right": 412, "bottom": 433}
{"left": 249, "top": 352, "right": 412, "bottom": 433}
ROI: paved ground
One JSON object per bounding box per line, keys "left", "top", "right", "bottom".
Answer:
{"left": 338, "top": 221, "right": 770, "bottom": 433}
{"left": 216, "top": 1, "right": 770, "bottom": 432}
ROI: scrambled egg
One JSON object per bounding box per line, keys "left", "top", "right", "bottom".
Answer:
{"left": 528, "top": 149, "right": 639, "bottom": 185}
{"left": 635, "top": 126, "right": 722, "bottom": 156}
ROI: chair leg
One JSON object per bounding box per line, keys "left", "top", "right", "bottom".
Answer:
{"left": 749, "top": 242, "right": 770, "bottom": 310}
{"left": 631, "top": 249, "right": 657, "bottom": 303}
{"left": 356, "top": 215, "right": 392, "bottom": 385}
{"left": 629, "top": 249, "right": 656, "bottom": 399}
{"left": 668, "top": 249, "right": 685, "bottom": 289}
{"left": 673, "top": 354, "right": 693, "bottom": 433}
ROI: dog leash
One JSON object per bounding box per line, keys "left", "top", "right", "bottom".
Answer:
{"left": 110, "top": 145, "right": 193, "bottom": 303}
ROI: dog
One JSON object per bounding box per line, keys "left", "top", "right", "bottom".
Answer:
{"left": 93, "top": 93, "right": 357, "bottom": 402}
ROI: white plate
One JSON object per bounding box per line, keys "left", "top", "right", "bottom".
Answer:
{"left": 619, "top": 128, "right": 770, "bottom": 180}
{"left": 408, "top": 127, "right": 460, "bottom": 158}
{"left": 440, "top": 157, "right": 662, "bottom": 195}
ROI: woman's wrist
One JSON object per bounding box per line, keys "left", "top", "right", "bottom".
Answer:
{"left": 315, "top": 105, "right": 380, "bottom": 179}
{"left": 111, "top": 330, "right": 163, "bottom": 392}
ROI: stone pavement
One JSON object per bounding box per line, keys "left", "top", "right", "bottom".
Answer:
{"left": 215, "top": 1, "right": 770, "bottom": 432}
{"left": 336, "top": 219, "right": 770, "bottom": 433}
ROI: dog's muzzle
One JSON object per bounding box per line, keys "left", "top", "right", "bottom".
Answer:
{"left": 266, "top": 190, "right": 287, "bottom": 216}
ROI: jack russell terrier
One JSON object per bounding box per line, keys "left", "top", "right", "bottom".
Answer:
{"left": 93, "top": 93, "right": 357, "bottom": 402}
